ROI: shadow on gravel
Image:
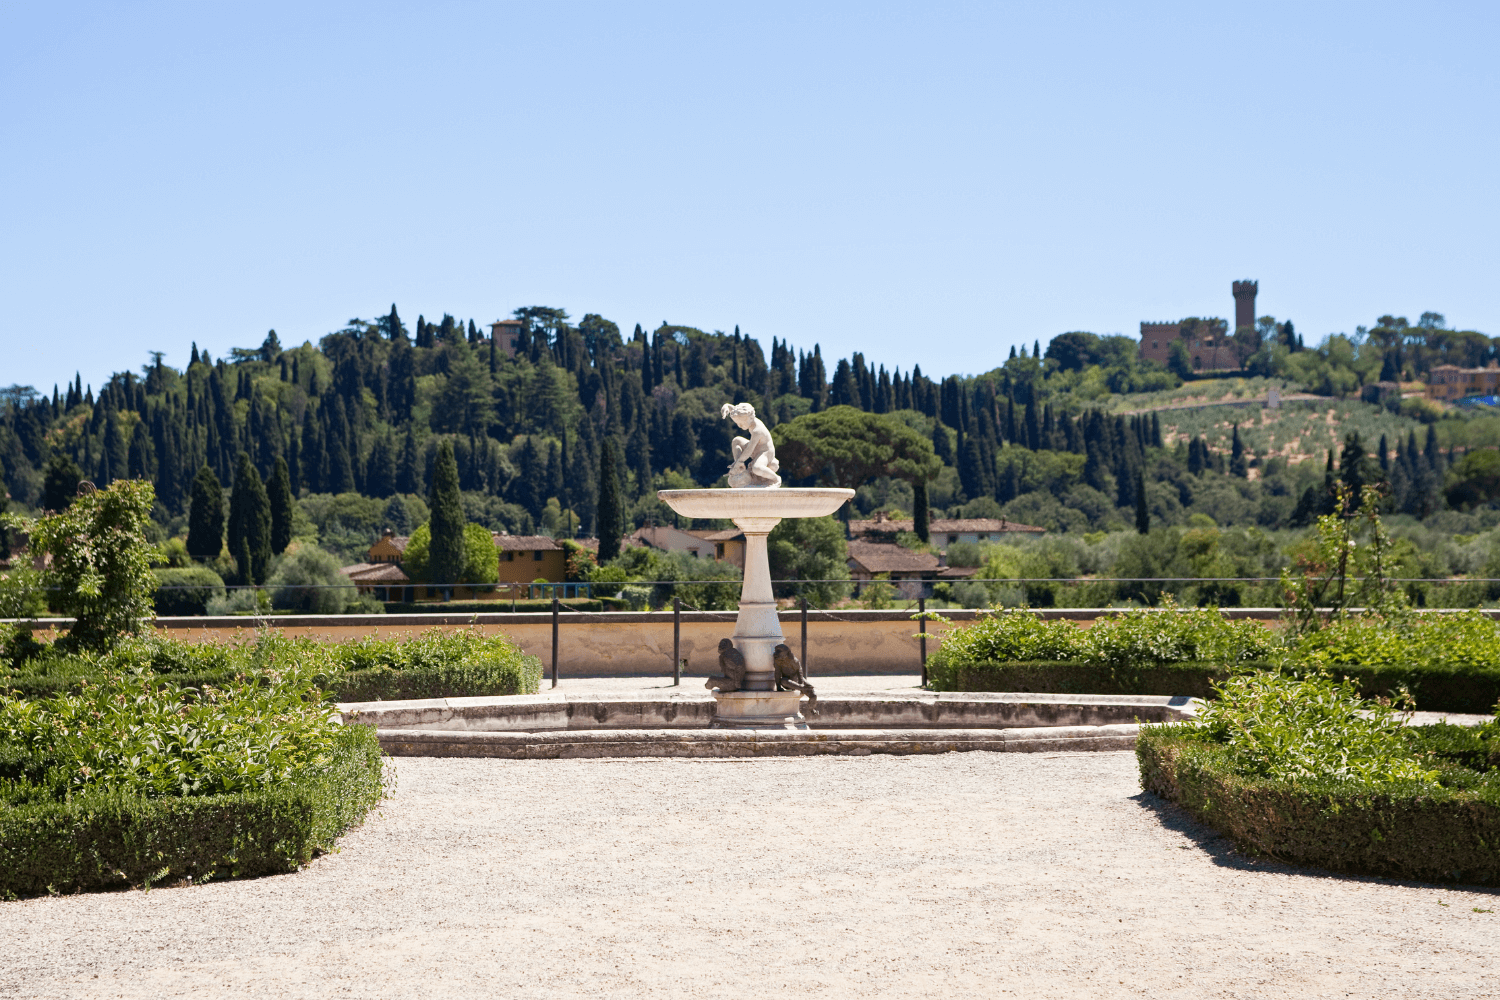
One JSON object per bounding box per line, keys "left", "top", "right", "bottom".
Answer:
{"left": 1129, "top": 790, "right": 1500, "bottom": 896}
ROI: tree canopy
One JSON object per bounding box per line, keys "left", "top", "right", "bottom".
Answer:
{"left": 773, "top": 406, "right": 940, "bottom": 489}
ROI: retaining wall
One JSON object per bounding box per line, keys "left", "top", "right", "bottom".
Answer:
{"left": 9, "top": 608, "right": 1293, "bottom": 677}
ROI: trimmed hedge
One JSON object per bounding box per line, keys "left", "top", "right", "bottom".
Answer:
{"left": 334, "top": 653, "right": 543, "bottom": 702}
{"left": 933, "top": 660, "right": 1263, "bottom": 699}
{"left": 1, "top": 628, "right": 544, "bottom": 704}
{"left": 936, "top": 659, "right": 1500, "bottom": 714}
{"left": 1139, "top": 725, "right": 1500, "bottom": 884}
{"left": 0, "top": 723, "right": 384, "bottom": 898}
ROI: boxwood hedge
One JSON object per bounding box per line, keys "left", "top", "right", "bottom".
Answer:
{"left": 0, "top": 661, "right": 388, "bottom": 898}
{"left": 930, "top": 608, "right": 1500, "bottom": 714}
{"left": 1138, "top": 672, "right": 1500, "bottom": 884}
{"left": 0, "top": 723, "right": 383, "bottom": 898}
{"left": 0, "top": 626, "right": 543, "bottom": 703}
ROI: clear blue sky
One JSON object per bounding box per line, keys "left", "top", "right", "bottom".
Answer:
{"left": 3, "top": 1, "right": 1496, "bottom": 394}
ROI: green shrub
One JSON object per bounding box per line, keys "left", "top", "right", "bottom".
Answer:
{"left": 0, "top": 627, "right": 543, "bottom": 704}
{"left": 926, "top": 604, "right": 1275, "bottom": 690}
{"left": 265, "top": 544, "right": 355, "bottom": 614}
{"left": 0, "top": 723, "right": 383, "bottom": 898}
{"left": 6, "top": 480, "right": 159, "bottom": 651}
{"left": 0, "top": 662, "right": 344, "bottom": 799}
{"left": 325, "top": 627, "right": 542, "bottom": 702}
{"left": 0, "top": 661, "right": 386, "bottom": 897}
{"left": 930, "top": 660, "right": 1261, "bottom": 698}
{"left": 1081, "top": 605, "right": 1276, "bottom": 666}
{"left": 0, "top": 566, "right": 47, "bottom": 619}
{"left": 152, "top": 566, "right": 227, "bottom": 616}
{"left": 1139, "top": 672, "right": 1500, "bottom": 882}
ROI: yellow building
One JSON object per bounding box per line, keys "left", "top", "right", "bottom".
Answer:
{"left": 1427, "top": 363, "right": 1500, "bottom": 401}
{"left": 494, "top": 533, "right": 567, "bottom": 597}
{"left": 354, "top": 530, "right": 569, "bottom": 602}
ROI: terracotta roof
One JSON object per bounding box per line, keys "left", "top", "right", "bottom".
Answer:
{"left": 343, "top": 563, "right": 411, "bottom": 584}
{"left": 845, "top": 541, "right": 940, "bottom": 575}
{"left": 849, "top": 515, "right": 1047, "bottom": 539}
{"left": 492, "top": 533, "right": 563, "bottom": 551}
{"left": 687, "top": 528, "right": 744, "bottom": 542}
{"left": 371, "top": 534, "right": 411, "bottom": 552}
{"left": 937, "top": 565, "right": 980, "bottom": 578}
{"left": 930, "top": 518, "right": 1045, "bottom": 534}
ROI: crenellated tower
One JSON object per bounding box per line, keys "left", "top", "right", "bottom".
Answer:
{"left": 1232, "top": 280, "right": 1258, "bottom": 332}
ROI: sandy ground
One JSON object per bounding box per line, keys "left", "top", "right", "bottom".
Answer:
{"left": 4, "top": 752, "right": 1499, "bottom": 999}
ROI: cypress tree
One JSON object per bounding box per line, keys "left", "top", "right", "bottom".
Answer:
{"left": 1135, "top": 470, "right": 1149, "bottom": 534}
{"left": 958, "top": 434, "right": 988, "bottom": 501}
{"left": 187, "top": 465, "right": 225, "bottom": 559}
{"left": 367, "top": 433, "right": 396, "bottom": 498}
{"left": 1229, "top": 424, "right": 1248, "bottom": 478}
{"left": 227, "top": 453, "right": 271, "bottom": 584}
{"left": 1000, "top": 461, "right": 1020, "bottom": 504}
{"left": 398, "top": 426, "right": 421, "bottom": 495}
{"left": 1023, "top": 400, "right": 1041, "bottom": 451}
{"left": 596, "top": 436, "right": 624, "bottom": 562}
{"left": 913, "top": 476, "right": 929, "bottom": 543}
{"left": 931, "top": 420, "right": 954, "bottom": 466}
{"left": 427, "top": 440, "right": 466, "bottom": 588}
{"left": 1378, "top": 433, "right": 1389, "bottom": 472}
{"left": 42, "top": 455, "right": 83, "bottom": 512}
{"left": 268, "top": 456, "right": 294, "bottom": 555}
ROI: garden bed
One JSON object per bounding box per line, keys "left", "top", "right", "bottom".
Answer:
{"left": 1137, "top": 672, "right": 1500, "bottom": 884}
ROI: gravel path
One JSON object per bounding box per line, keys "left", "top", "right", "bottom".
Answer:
{"left": 4, "top": 752, "right": 1498, "bottom": 999}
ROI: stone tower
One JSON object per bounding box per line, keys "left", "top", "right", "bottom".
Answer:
{"left": 1232, "top": 280, "right": 1258, "bottom": 332}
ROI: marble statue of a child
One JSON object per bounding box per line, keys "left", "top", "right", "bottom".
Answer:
{"left": 721, "top": 402, "right": 781, "bottom": 488}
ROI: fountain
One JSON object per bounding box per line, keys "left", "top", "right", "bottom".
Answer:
{"left": 658, "top": 402, "right": 853, "bottom": 729}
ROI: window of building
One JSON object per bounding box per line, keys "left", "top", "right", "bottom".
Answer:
{"left": 533, "top": 550, "right": 544, "bottom": 561}
{"left": 502, "top": 551, "right": 514, "bottom": 562}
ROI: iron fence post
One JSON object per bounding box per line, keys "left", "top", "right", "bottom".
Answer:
{"left": 551, "top": 595, "right": 559, "bottom": 689}
{"left": 919, "top": 596, "right": 928, "bottom": 687}
{"left": 801, "top": 595, "right": 808, "bottom": 678}
{"left": 673, "top": 596, "right": 681, "bottom": 686}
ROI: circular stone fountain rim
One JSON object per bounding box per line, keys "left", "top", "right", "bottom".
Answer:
{"left": 656, "top": 486, "right": 854, "bottom": 520}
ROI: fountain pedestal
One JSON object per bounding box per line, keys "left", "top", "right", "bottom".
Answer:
{"left": 657, "top": 487, "right": 855, "bottom": 729}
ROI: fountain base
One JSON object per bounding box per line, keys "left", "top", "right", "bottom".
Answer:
{"left": 711, "top": 690, "right": 808, "bottom": 730}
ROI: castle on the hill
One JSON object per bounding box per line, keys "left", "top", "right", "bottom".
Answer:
{"left": 1137, "top": 280, "right": 1257, "bottom": 372}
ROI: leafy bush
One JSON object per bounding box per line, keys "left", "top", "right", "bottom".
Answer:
{"left": 0, "top": 566, "right": 47, "bottom": 619}
{"left": 1081, "top": 605, "right": 1276, "bottom": 666}
{"left": 265, "top": 543, "right": 355, "bottom": 614}
{"left": 206, "top": 587, "right": 266, "bottom": 616}
{"left": 1139, "top": 671, "right": 1500, "bottom": 883}
{"left": 0, "top": 661, "right": 386, "bottom": 897}
{"left": 0, "top": 723, "right": 383, "bottom": 897}
{"left": 1190, "top": 672, "right": 1432, "bottom": 784}
{"left": 152, "top": 566, "right": 227, "bottom": 616}
{"left": 0, "top": 627, "right": 542, "bottom": 704}
{"left": 0, "top": 664, "right": 343, "bottom": 799}
{"left": 329, "top": 627, "right": 542, "bottom": 702}
{"left": 5, "top": 480, "right": 159, "bottom": 650}
{"left": 931, "top": 659, "right": 1257, "bottom": 698}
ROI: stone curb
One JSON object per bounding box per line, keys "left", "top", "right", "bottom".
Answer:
{"left": 375, "top": 724, "right": 1142, "bottom": 759}
{"left": 341, "top": 692, "right": 1195, "bottom": 733}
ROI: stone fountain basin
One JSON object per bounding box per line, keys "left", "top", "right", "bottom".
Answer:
{"left": 340, "top": 691, "right": 1197, "bottom": 732}
{"left": 656, "top": 486, "right": 854, "bottom": 520}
